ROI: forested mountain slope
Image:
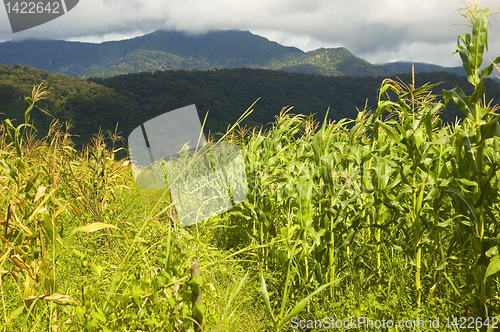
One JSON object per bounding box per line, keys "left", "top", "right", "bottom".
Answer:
{"left": 0, "top": 30, "right": 396, "bottom": 78}
{"left": 1, "top": 64, "right": 497, "bottom": 151}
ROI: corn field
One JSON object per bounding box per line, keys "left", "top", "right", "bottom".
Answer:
{"left": 0, "top": 2, "right": 500, "bottom": 331}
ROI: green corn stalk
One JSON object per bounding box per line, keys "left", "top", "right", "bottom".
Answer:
{"left": 442, "top": 5, "right": 500, "bottom": 316}
{"left": 374, "top": 70, "right": 449, "bottom": 308}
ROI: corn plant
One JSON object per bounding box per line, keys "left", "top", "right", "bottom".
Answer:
{"left": 442, "top": 3, "right": 500, "bottom": 316}
{"left": 216, "top": 10, "right": 500, "bottom": 321}
{"left": 372, "top": 72, "right": 451, "bottom": 307}
{"left": 0, "top": 83, "right": 79, "bottom": 330}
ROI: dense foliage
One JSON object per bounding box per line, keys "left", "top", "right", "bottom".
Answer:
{"left": 0, "top": 64, "right": 142, "bottom": 149}
{"left": 265, "top": 47, "right": 392, "bottom": 76}
{"left": 3, "top": 63, "right": 499, "bottom": 153}
{"left": 80, "top": 47, "right": 394, "bottom": 79}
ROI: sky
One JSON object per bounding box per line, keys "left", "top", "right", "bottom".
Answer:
{"left": 1, "top": 0, "right": 500, "bottom": 67}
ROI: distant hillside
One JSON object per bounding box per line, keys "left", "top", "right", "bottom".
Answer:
{"left": 0, "top": 64, "right": 142, "bottom": 149}
{"left": 0, "top": 30, "right": 302, "bottom": 77}
{"left": 134, "top": 30, "right": 303, "bottom": 67}
{"left": 97, "top": 69, "right": 495, "bottom": 132}
{"left": 2, "top": 29, "right": 484, "bottom": 80}
{"left": 266, "top": 48, "right": 394, "bottom": 76}
{"left": 0, "top": 29, "right": 395, "bottom": 78}
{"left": 79, "top": 50, "right": 211, "bottom": 77}
{"left": 383, "top": 61, "right": 466, "bottom": 76}
{"left": 2, "top": 64, "right": 498, "bottom": 152}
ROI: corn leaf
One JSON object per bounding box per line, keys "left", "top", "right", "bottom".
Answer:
{"left": 378, "top": 120, "right": 401, "bottom": 143}
{"left": 470, "top": 8, "right": 490, "bottom": 70}
{"left": 481, "top": 55, "right": 500, "bottom": 79}
{"left": 25, "top": 293, "right": 78, "bottom": 306}
{"left": 278, "top": 280, "right": 337, "bottom": 329}
{"left": 469, "top": 79, "right": 486, "bottom": 104}
{"left": 259, "top": 270, "right": 275, "bottom": 324}
{"left": 443, "top": 86, "right": 474, "bottom": 117}
{"left": 484, "top": 255, "right": 500, "bottom": 281}
{"left": 65, "top": 222, "right": 120, "bottom": 247}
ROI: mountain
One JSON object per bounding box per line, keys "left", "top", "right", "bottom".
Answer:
{"left": 382, "top": 61, "right": 466, "bottom": 76}
{"left": 266, "top": 47, "right": 393, "bottom": 76}
{"left": 133, "top": 30, "right": 303, "bottom": 67}
{"left": 79, "top": 50, "right": 212, "bottom": 77}
{"left": 80, "top": 46, "right": 396, "bottom": 78}
{"left": 1, "top": 29, "right": 485, "bottom": 80}
{"left": 0, "top": 29, "right": 301, "bottom": 77}
{"left": 0, "top": 29, "right": 395, "bottom": 78}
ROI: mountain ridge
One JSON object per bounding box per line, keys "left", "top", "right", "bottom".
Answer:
{"left": 0, "top": 29, "right": 398, "bottom": 78}
{"left": 0, "top": 29, "right": 470, "bottom": 79}
{"left": 382, "top": 61, "right": 466, "bottom": 76}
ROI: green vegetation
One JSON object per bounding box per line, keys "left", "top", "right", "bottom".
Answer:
{"left": 0, "top": 64, "right": 142, "bottom": 149}
{"left": 100, "top": 68, "right": 499, "bottom": 132}
{"left": 79, "top": 50, "right": 212, "bottom": 78}
{"left": 265, "top": 47, "right": 392, "bottom": 77}
{"left": 3, "top": 63, "right": 500, "bottom": 154}
{"left": 1, "top": 2, "right": 500, "bottom": 331}
{"left": 81, "top": 46, "right": 395, "bottom": 79}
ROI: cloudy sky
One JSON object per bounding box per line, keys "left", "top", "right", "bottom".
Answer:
{"left": 1, "top": 0, "right": 500, "bottom": 67}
